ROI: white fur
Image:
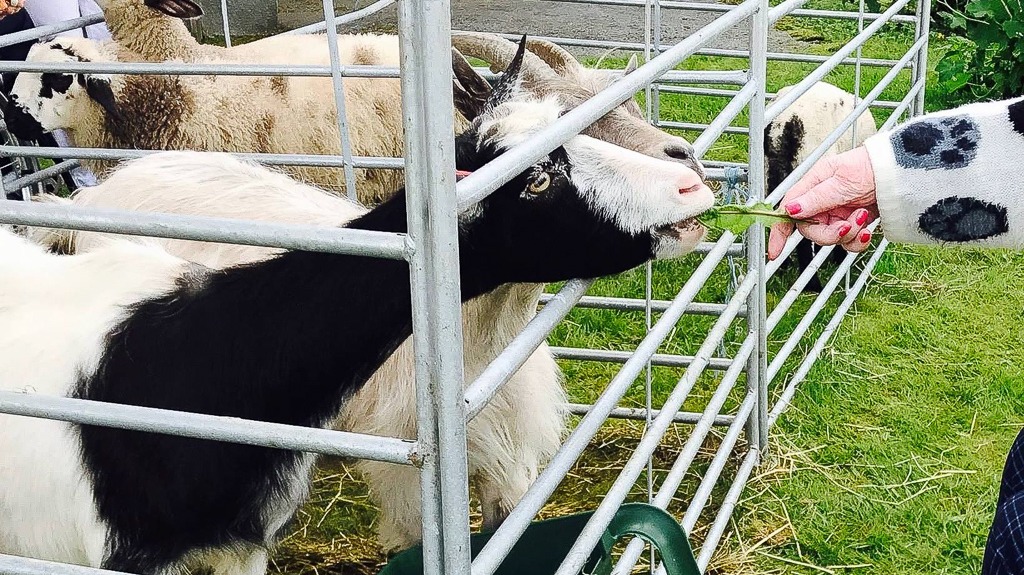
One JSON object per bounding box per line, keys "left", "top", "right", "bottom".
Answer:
{"left": 0, "top": 232, "right": 189, "bottom": 568}
{"left": 768, "top": 81, "right": 878, "bottom": 166}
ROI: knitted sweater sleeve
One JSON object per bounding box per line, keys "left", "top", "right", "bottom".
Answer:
{"left": 862, "top": 96, "right": 1024, "bottom": 248}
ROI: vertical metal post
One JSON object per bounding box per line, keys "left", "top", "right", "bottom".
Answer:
{"left": 746, "top": 0, "right": 769, "bottom": 451}
{"left": 322, "top": 0, "right": 361, "bottom": 202}
{"left": 397, "top": 1, "right": 472, "bottom": 574}
{"left": 219, "top": 0, "right": 232, "bottom": 47}
{"left": 912, "top": 0, "right": 931, "bottom": 116}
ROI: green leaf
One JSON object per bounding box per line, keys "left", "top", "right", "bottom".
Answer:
{"left": 696, "top": 202, "right": 799, "bottom": 235}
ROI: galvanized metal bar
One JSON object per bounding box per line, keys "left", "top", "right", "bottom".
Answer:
{"left": 0, "top": 554, "right": 135, "bottom": 575}
{"left": 881, "top": 78, "right": 925, "bottom": 131}
{"left": 0, "top": 60, "right": 410, "bottom": 78}
{"left": 697, "top": 47, "right": 902, "bottom": 67}
{"left": 469, "top": 234, "right": 736, "bottom": 575}
{"left": 538, "top": 294, "right": 742, "bottom": 316}
{"left": 695, "top": 446, "right": 761, "bottom": 569}
{"left": 321, "top": 0, "right": 360, "bottom": 200}
{"left": 455, "top": 0, "right": 758, "bottom": 211}
{"left": 0, "top": 390, "right": 416, "bottom": 464}
{"left": 565, "top": 403, "right": 736, "bottom": 426}
{"left": 1, "top": 159, "right": 78, "bottom": 196}
{"left": 220, "top": 0, "right": 232, "bottom": 47}
{"left": 281, "top": 0, "right": 398, "bottom": 35}
{"left": 767, "top": 242, "right": 843, "bottom": 333}
{"left": 658, "top": 85, "right": 904, "bottom": 108}
{"left": 747, "top": 0, "right": 770, "bottom": 451}
{"left": 0, "top": 145, "right": 404, "bottom": 170}
{"left": 610, "top": 337, "right": 755, "bottom": 575}
{"left": 764, "top": 0, "right": 915, "bottom": 124}
{"left": 765, "top": 35, "right": 926, "bottom": 205}
{"left": 464, "top": 279, "right": 592, "bottom": 420}
{"left": 911, "top": 0, "right": 932, "bottom": 115}
{"left": 681, "top": 391, "right": 757, "bottom": 533}
{"left": 397, "top": 0, "right": 471, "bottom": 572}
{"left": 660, "top": 121, "right": 749, "bottom": 135}
{"left": 0, "top": 200, "right": 408, "bottom": 260}
{"left": 692, "top": 81, "right": 758, "bottom": 155}
{"left": 0, "top": 14, "right": 103, "bottom": 48}
{"left": 550, "top": 270, "right": 756, "bottom": 575}
{"left": 550, "top": 347, "right": 734, "bottom": 370}
{"left": 768, "top": 239, "right": 888, "bottom": 427}
{"left": 547, "top": 0, "right": 917, "bottom": 21}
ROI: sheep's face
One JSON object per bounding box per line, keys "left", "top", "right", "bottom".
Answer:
{"left": 453, "top": 41, "right": 713, "bottom": 284}
{"left": 5, "top": 40, "right": 117, "bottom": 141}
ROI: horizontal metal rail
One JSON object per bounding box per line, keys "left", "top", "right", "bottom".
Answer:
{"left": 765, "top": 34, "right": 926, "bottom": 205}
{"left": 538, "top": 294, "right": 741, "bottom": 316}
{"left": 0, "top": 555, "right": 133, "bottom": 575}
{"left": 565, "top": 403, "right": 735, "bottom": 426}
{"left": 692, "top": 81, "right": 758, "bottom": 154}
{"left": 551, "top": 347, "right": 734, "bottom": 370}
{"left": 0, "top": 145, "right": 405, "bottom": 170}
{"left": 766, "top": 241, "right": 844, "bottom": 333}
{"left": 1, "top": 159, "right": 79, "bottom": 195}
{"left": 656, "top": 84, "right": 904, "bottom": 109}
{"left": 696, "top": 446, "right": 761, "bottom": 569}
{"left": 0, "top": 14, "right": 103, "bottom": 48}
{"left": 0, "top": 390, "right": 417, "bottom": 465}
{"left": 0, "top": 200, "right": 408, "bottom": 260}
{"left": 456, "top": 0, "right": 759, "bottom": 212}
{"left": 547, "top": 0, "right": 917, "bottom": 21}
{"left": 464, "top": 279, "right": 593, "bottom": 420}
{"left": 881, "top": 77, "right": 926, "bottom": 131}
{"left": 768, "top": 239, "right": 888, "bottom": 428}
{"left": 469, "top": 233, "right": 736, "bottom": 575}
{"left": 663, "top": 121, "right": 749, "bottom": 135}
{"left": 764, "top": 0, "right": 916, "bottom": 123}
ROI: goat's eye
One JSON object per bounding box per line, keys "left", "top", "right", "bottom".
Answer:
{"left": 528, "top": 172, "right": 551, "bottom": 194}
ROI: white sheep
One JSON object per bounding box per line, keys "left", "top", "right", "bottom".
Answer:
{"left": 0, "top": 53, "right": 714, "bottom": 573}
{"left": 764, "top": 81, "right": 878, "bottom": 291}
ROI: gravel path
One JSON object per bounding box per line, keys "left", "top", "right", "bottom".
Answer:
{"left": 278, "top": 0, "right": 808, "bottom": 56}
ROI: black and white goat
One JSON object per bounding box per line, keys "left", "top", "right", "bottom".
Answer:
{"left": 0, "top": 40, "right": 713, "bottom": 575}
{"left": 765, "top": 81, "right": 877, "bottom": 291}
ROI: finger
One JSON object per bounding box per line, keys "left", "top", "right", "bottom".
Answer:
{"left": 767, "top": 221, "right": 795, "bottom": 261}
{"left": 784, "top": 176, "right": 860, "bottom": 219}
{"left": 840, "top": 228, "right": 873, "bottom": 253}
{"left": 840, "top": 208, "right": 872, "bottom": 244}
{"left": 796, "top": 219, "right": 853, "bottom": 246}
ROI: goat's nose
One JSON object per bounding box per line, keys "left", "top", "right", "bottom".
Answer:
{"left": 663, "top": 142, "right": 706, "bottom": 180}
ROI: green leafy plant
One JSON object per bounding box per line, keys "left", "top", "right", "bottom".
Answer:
{"left": 934, "top": 0, "right": 1024, "bottom": 106}
{"left": 697, "top": 202, "right": 799, "bottom": 235}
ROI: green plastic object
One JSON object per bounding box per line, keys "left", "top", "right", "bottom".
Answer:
{"left": 377, "top": 503, "right": 701, "bottom": 575}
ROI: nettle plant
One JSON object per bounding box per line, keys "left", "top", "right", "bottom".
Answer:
{"left": 934, "top": 0, "right": 1024, "bottom": 107}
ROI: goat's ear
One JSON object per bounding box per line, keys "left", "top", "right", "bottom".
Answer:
{"left": 451, "top": 47, "right": 491, "bottom": 121}
{"left": 623, "top": 54, "right": 639, "bottom": 76}
{"left": 144, "top": 0, "right": 204, "bottom": 19}
{"left": 484, "top": 35, "right": 528, "bottom": 109}
{"left": 83, "top": 76, "right": 122, "bottom": 123}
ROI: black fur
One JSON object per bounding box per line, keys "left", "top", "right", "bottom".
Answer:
{"left": 73, "top": 39, "right": 661, "bottom": 573}
{"left": 38, "top": 73, "right": 73, "bottom": 98}
{"left": 144, "top": 0, "right": 204, "bottom": 19}
{"left": 764, "top": 116, "right": 845, "bottom": 292}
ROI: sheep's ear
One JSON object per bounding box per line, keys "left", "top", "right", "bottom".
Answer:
{"left": 144, "top": 0, "right": 204, "bottom": 19}
{"left": 623, "top": 54, "right": 639, "bottom": 76}
{"left": 484, "top": 35, "right": 528, "bottom": 109}
{"left": 83, "top": 76, "right": 122, "bottom": 123}
{"left": 451, "top": 47, "right": 491, "bottom": 121}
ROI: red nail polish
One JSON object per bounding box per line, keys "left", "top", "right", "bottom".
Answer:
{"left": 856, "top": 210, "right": 868, "bottom": 225}
{"left": 785, "top": 202, "right": 801, "bottom": 216}
{"left": 838, "top": 224, "right": 851, "bottom": 237}
{"left": 860, "top": 231, "right": 871, "bottom": 243}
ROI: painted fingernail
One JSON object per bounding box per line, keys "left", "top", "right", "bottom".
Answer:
{"left": 860, "top": 230, "right": 871, "bottom": 243}
{"left": 785, "top": 202, "right": 801, "bottom": 216}
{"left": 856, "top": 210, "right": 869, "bottom": 225}
{"left": 838, "top": 224, "right": 852, "bottom": 237}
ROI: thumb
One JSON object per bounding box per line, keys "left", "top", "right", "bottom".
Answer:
{"left": 767, "top": 221, "right": 794, "bottom": 260}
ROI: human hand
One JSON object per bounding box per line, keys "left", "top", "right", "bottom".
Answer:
{"left": 0, "top": 0, "right": 24, "bottom": 18}
{"left": 767, "top": 146, "right": 880, "bottom": 260}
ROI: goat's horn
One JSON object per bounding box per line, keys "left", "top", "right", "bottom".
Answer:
{"left": 450, "top": 31, "right": 563, "bottom": 84}
{"left": 524, "top": 39, "right": 581, "bottom": 76}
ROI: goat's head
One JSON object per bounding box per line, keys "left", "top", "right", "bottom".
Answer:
{"left": 4, "top": 39, "right": 120, "bottom": 141}
{"left": 452, "top": 32, "right": 704, "bottom": 179}
{"left": 452, "top": 37, "right": 714, "bottom": 283}
{"left": 90, "top": 0, "right": 204, "bottom": 19}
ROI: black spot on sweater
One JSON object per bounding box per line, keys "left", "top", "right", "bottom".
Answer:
{"left": 919, "top": 196, "right": 1008, "bottom": 242}
{"left": 891, "top": 116, "right": 980, "bottom": 170}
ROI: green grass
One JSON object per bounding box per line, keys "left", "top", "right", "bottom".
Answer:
{"left": 259, "top": 7, "right": 1001, "bottom": 575}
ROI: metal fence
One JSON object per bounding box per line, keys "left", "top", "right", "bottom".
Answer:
{"left": 0, "top": 0, "right": 930, "bottom": 572}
